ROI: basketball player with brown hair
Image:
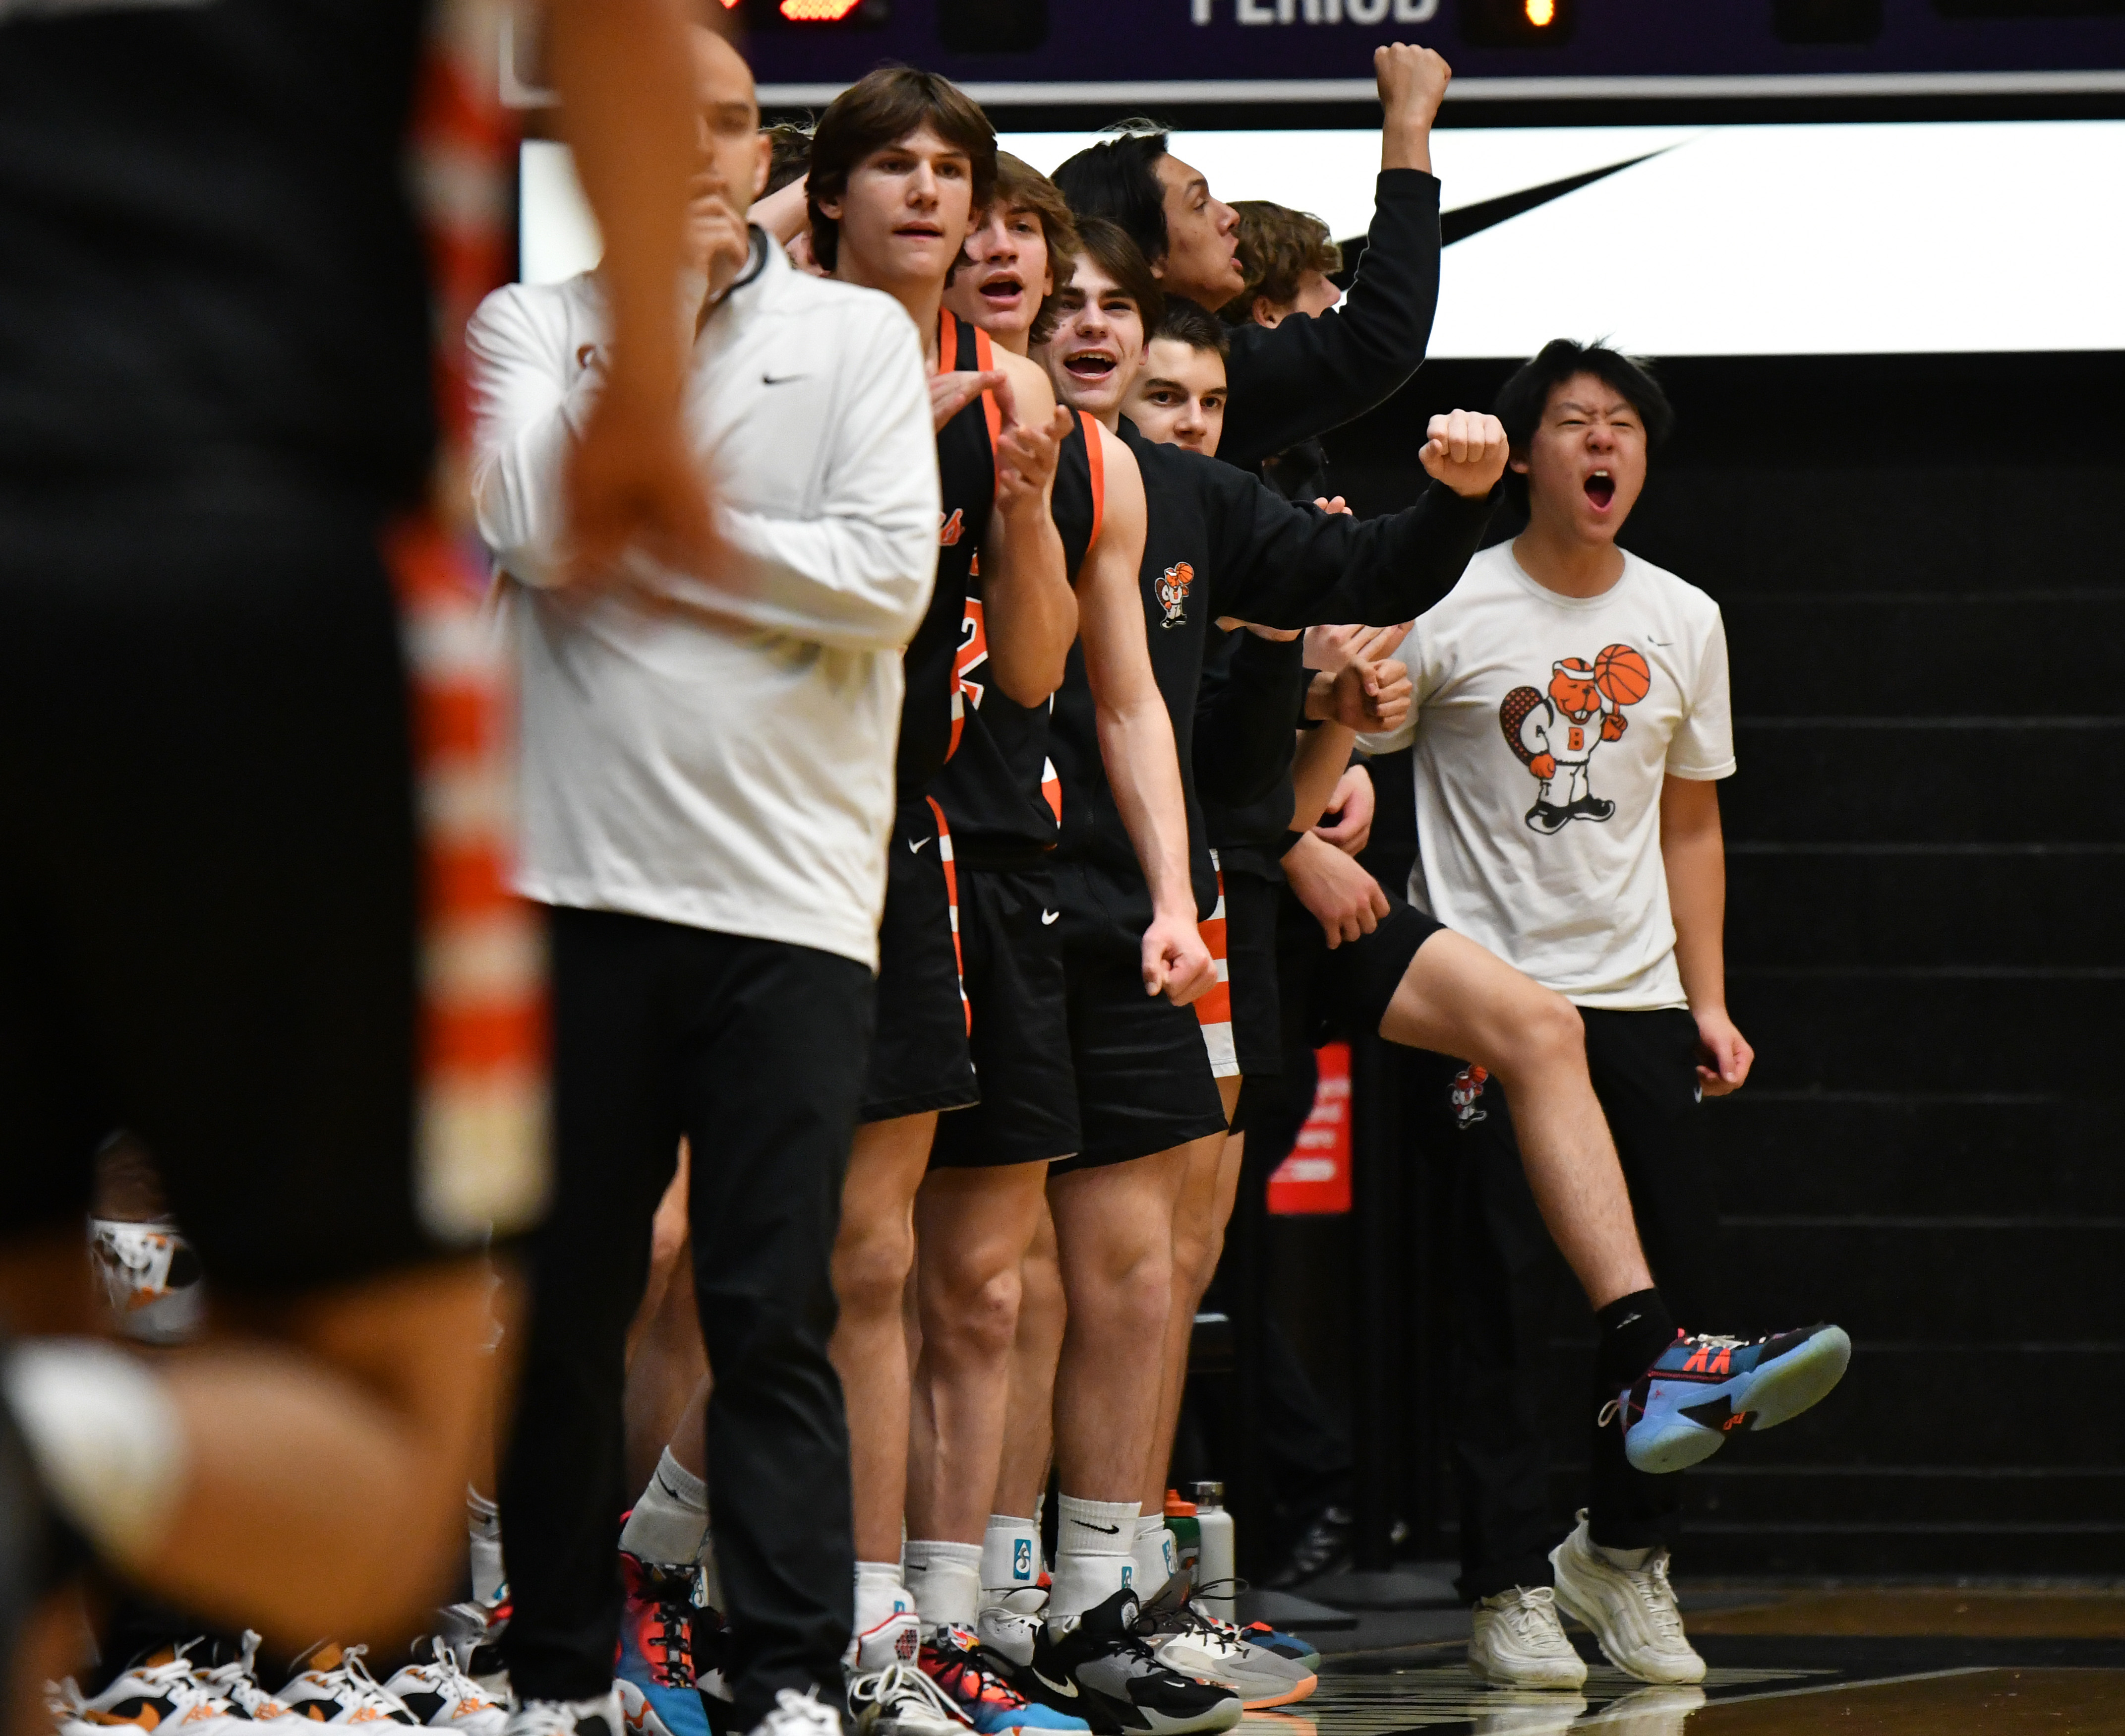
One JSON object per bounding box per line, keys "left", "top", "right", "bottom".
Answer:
{"left": 1363, "top": 339, "right": 1843, "bottom": 1691}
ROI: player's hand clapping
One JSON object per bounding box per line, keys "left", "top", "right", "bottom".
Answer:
{"left": 988, "top": 370, "right": 1074, "bottom": 518}
{"left": 1421, "top": 409, "right": 1509, "bottom": 499}
{"left": 932, "top": 368, "right": 1006, "bottom": 432}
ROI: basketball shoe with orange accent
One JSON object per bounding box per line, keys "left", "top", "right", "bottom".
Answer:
{"left": 616, "top": 1553, "right": 717, "bottom": 1736}
{"left": 276, "top": 1644, "right": 421, "bottom": 1725}
{"left": 50, "top": 1647, "right": 251, "bottom": 1736}
{"left": 383, "top": 1639, "right": 509, "bottom": 1736}
{"left": 917, "top": 1626, "right": 1087, "bottom": 1735}
{"left": 1614, "top": 1325, "right": 1852, "bottom": 1474}
{"left": 193, "top": 1632, "right": 295, "bottom": 1722}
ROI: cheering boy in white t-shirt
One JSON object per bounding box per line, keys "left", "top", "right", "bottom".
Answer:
{"left": 1368, "top": 340, "right": 1843, "bottom": 1692}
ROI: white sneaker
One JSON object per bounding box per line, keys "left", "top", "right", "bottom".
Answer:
{"left": 384, "top": 1639, "right": 512, "bottom": 1735}
{"left": 749, "top": 1687, "right": 844, "bottom": 1736}
{"left": 193, "top": 1632, "right": 294, "bottom": 1721}
{"left": 616, "top": 1680, "right": 675, "bottom": 1736}
{"left": 973, "top": 1588, "right": 1047, "bottom": 1669}
{"left": 845, "top": 1664, "right": 969, "bottom": 1736}
{"left": 1548, "top": 1515, "right": 1705, "bottom": 1686}
{"left": 50, "top": 1646, "right": 250, "bottom": 1736}
{"left": 1467, "top": 1586, "right": 1587, "bottom": 1691}
{"left": 505, "top": 1689, "right": 627, "bottom": 1736}
{"left": 853, "top": 1609, "right": 922, "bottom": 1671}
{"left": 1134, "top": 1585, "right": 1315, "bottom": 1709}
{"left": 279, "top": 1645, "right": 421, "bottom": 1724}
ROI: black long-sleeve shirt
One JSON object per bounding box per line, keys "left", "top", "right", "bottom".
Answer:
{"left": 1196, "top": 628, "right": 1312, "bottom": 877}
{"left": 1049, "top": 416, "right": 1495, "bottom": 936}
{"left": 1216, "top": 169, "right": 1442, "bottom": 473}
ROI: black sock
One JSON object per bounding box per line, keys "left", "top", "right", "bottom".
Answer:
{"left": 1595, "top": 1288, "right": 1678, "bottom": 1389}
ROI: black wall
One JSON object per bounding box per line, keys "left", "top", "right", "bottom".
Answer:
{"left": 1310, "top": 348, "right": 2125, "bottom": 1577}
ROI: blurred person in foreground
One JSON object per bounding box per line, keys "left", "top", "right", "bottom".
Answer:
{"left": 0, "top": 0, "right": 717, "bottom": 1700}
{"left": 469, "top": 35, "right": 947, "bottom": 1736}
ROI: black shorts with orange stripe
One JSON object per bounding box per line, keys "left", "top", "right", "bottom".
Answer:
{"left": 1047, "top": 883, "right": 1226, "bottom": 1175}
{"left": 926, "top": 864, "right": 1080, "bottom": 1169}
{"left": 1214, "top": 858, "right": 1285, "bottom": 1079}
{"left": 861, "top": 795, "right": 978, "bottom": 1124}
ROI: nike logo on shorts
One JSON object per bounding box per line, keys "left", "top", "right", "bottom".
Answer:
{"left": 1041, "top": 909, "right": 1060, "bottom": 925}
{"left": 909, "top": 837, "right": 932, "bottom": 853}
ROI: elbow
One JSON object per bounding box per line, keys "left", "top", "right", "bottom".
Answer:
{"left": 993, "top": 650, "right": 1068, "bottom": 709}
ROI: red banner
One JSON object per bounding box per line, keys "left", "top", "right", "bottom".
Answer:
{"left": 1267, "top": 1043, "right": 1352, "bottom": 1216}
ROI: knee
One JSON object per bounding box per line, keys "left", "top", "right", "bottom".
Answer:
{"left": 1066, "top": 1235, "right": 1170, "bottom": 1340}
{"left": 924, "top": 1254, "right": 1024, "bottom": 1363}
{"left": 832, "top": 1213, "right": 915, "bottom": 1323}
{"left": 1497, "top": 989, "right": 1585, "bottom": 1080}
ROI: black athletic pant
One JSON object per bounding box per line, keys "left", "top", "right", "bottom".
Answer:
{"left": 1409, "top": 1008, "right": 1722, "bottom": 1599}
{"left": 500, "top": 908, "right": 871, "bottom": 1725}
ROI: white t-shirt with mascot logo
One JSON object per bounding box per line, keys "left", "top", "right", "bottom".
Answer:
{"left": 1361, "top": 540, "right": 1734, "bottom": 1011}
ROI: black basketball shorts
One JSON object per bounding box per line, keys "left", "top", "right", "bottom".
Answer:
{"left": 0, "top": 480, "right": 458, "bottom": 1294}
{"left": 927, "top": 863, "right": 1081, "bottom": 1169}
{"left": 1048, "top": 907, "right": 1227, "bottom": 1175}
{"left": 861, "top": 795, "right": 980, "bottom": 1123}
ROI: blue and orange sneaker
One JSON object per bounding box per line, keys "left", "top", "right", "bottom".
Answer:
{"left": 1614, "top": 1325, "right": 1853, "bottom": 1473}
{"left": 617, "top": 1552, "right": 715, "bottom": 1736}
{"left": 919, "top": 1626, "right": 1089, "bottom": 1735}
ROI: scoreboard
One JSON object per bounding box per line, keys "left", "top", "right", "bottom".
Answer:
{"left": 713, "top": 0, "right": 2125, "bottom": 105}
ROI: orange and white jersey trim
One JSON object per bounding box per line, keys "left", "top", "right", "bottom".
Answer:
{"left": 1193, "top": 850, "right": 1238, "bottom": 1078}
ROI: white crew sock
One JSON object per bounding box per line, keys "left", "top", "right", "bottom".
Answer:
{"left": 468, "top": 1485, "right": 507, "bottom": 1604}
{"left": 3, "top": 1339, "right": 187, "bottom": 1564}
{"left": 854, "top": 1558, "right": 914, "bottom": 1638}
{"left": 1593, "top": 1539, "right": 1653, "bottom": 1571}
{"left": 1049, "top": 1496, "right": 1139, "bottom": 1621}
{"left": 980, "top": 1513, "right": 1043, "bottom": 1595}
{"left": 904, "top": 1540, "right": 983, "bottom": 1633}
{"left": 619, "top": 1448, "right": 711, "bottom": 1567}
{"left": 1132, "top": 1513, "right": 1177, "bottom": 1596}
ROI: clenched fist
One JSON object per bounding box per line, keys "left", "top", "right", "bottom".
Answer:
{"left": 1421, "top": 409, "right": 1509, "bottom": 499}
{"left": 1376, "top": 43, "right": 1451, "bottom": 174}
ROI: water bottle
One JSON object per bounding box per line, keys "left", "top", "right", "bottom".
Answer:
{"left": 1163, "top": 1489, "right": 1201, "bottom": 1585}
{"left": 1191, "top": 1481, "right": 1237, "bottom": 1622}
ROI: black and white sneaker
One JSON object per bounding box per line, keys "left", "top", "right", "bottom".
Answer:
{"left": 1023, "top": 1591, "right": 1240, "bottom": 1736}
{"left": 504, "top": 1688, "right": 624, "bottom": 1736}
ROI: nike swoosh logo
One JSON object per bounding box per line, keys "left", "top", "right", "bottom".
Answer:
{"left": 1072, "top": 1519, "right": 1122, "bottom": 1534}
{"left": 762, "top": 372, "right": 805, "bottom": 386}
{"left": 1041, "top": 909, "right": 1060, "bottom": 925}
{"left": 909, "top": 837, "right": 932, "bottom": 853}
{"left": 1032, "top": 1670, "right": 1079, "bottom": 1698}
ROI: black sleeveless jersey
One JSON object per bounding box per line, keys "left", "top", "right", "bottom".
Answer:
{"left": 898, "top": 311, "right": 999, "bottom": 799}
{"left": 929, "top": 409, "right": 1103, "bottom": 867}
{"left": 0, "top": 0, "right": 433, "bottom": 500}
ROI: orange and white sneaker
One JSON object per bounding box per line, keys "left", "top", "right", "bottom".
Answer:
{"left": 195, "top": 1632, "right": 296, "bottom": 1722}
{"left": 50, "top": 1647, "right": 250, "bottom": 1736}
{"left": 277, "top": 1644, "right": 421, "bottom": 1725}
{"left": 383, "top": 1640, "right": 510, "bottom": 1736}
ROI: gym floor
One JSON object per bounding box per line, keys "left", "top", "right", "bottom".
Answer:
{"left": 1244, "top": 1586, "right": 2125, "bottom": 1733}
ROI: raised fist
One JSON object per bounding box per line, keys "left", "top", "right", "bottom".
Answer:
{"left": 1375, "top": 43, "right": 1451, "bottom": 131}
{"left": 1601, "top": 713, "right": 1627, "bottom": 742}
{"left": 1530, "top": 753, "right": 1556, "bottom": 780}
{"left": 1420, "top": 409, "right": 1509, "bottom": 499}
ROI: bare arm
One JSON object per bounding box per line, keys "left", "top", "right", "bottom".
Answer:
{"left": 1077, "top": 438, "right": 1213, "bottom": 1005}
{"left": 977, "top": 351, "right": 1077, "bottom": 706}
{"left": 1661, "top": 774, "right": 1753, "bottom": 1096}
{"left": 1291, "top": 726, "right": 1359, "bottom": 836}
{"left": 545, "top": 0, "right": 716, "bottom": 581}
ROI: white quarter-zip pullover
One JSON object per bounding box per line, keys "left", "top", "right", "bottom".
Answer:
{"left": 469, "top": 236, "right": 939, "bottom": 969}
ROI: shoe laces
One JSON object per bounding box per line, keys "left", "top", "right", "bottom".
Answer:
{"left": 1494, "top": 1586, "right": 1565, "bottom": 1648}
{"left": 763, "top": 1688, "right": 845, "bottom": 1736}
{"left": 848, "top": 1662, "right": 971, "bottom": 1729}
{"left": 923, "top": 1631, "right": 1025, "bottom": 1711}
{"left": 195, "top": 1632, "right": 288, "bottom": 1718}
{"left": 1620, "top": 1552, "right": 1688, "bottom": 1646}
{"left": 411, "top": 1637, "right": 498, "bottom": 1709}
{"left": 295, "top": 1645, "right": 411, "bottom": 1721}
